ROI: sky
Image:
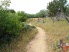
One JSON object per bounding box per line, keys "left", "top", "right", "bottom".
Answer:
{"left": 9, "top": 0, "right": 69, "bottom": 14}
{"left": 9, "top": 0, "right": 53, "bottom": 14}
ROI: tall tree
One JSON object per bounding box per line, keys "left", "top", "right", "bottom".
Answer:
{"left": 1, "top": 0, "right": 11, "bottom": 9}
{"left": 0, "top": 5, "right": 3, "bottom": 10}
{"left": 47, "top": 0, "right": 69, "bottom": 22}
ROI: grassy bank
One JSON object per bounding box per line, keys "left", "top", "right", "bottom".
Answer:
{"left": 27, "top": 18, "right": 69, "bottom": 52}
{"left": 0, "top": 25, "right": 38, "bottom": 52}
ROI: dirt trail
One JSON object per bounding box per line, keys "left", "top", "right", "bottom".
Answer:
{"left": 27, "top": 27, "right": 48, "bottom": 52}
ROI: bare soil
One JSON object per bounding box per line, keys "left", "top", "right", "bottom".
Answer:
{"left": 27, "top": 27, "right": 48, "bottom": 52}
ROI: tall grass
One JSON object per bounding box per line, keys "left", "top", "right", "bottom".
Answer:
{"left": 27, "top": 18, "right": 69, "bottom": 52}
{"left": 0, "top": 25, "right": 38, "bottom": 52}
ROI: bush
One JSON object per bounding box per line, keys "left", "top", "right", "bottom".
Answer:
{"left": 0, "top": 10, "right": 22, "bottom": 43}
{"left": 22, "top": 22, "right": 36, "bottom": 31}
{"left": 17, "top": 11, "right": 27, "bottom": 22}
{"left": 20, "top": 16, "right": 27, "bottom": 22}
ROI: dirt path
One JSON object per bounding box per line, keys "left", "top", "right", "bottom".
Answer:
{"left": 27, "top": 27, "right": 48, "bottom": 52}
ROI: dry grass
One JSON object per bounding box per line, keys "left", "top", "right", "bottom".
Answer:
{"left": 0, "top": 27, "right": 38, "bottom": 52}
{"left": 27, "top": 18, "right": 69, "bottom": 52}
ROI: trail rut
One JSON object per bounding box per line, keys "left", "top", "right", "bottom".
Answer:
{"left": 27, "top": 27, "right": 48, "bottom": 52}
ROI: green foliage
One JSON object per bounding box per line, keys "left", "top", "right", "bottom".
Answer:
{"left": 26, "top": 9, "right": 48, "bottom": 18}
{"left": 65, "top": 6, "right": 69, "bottom": 16}
{"left": 35, "top": 9, "right": 47, "bottom": 18}
{"left": 8, "top": 9, "right": 15, "bottom": 13}
{"left": 0, "top": 10, "right": 22, "bottom": 43}
{"left": 26, "top": 14, "right": 36, "bottom": 18}
{"left": 22, "top": 22, "right": 35, "bottom": 31}
{"left": 17, "top": 11, "right": 27, "bottom": 22}
{"left": 0, "top": 9, "right": 15, "bottom": 13}
{"left": 47, "top": 0, "right": 68, "bottom": 17}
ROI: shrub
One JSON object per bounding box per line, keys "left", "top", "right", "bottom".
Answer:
{"left": 17, "top": 11, "right": 27, "bottom": 22}
{"left": 0, "top": 10, "right": 22, "bottom": 43}
{"left": 22, "top": 22, "right": 36, "bottom": 31}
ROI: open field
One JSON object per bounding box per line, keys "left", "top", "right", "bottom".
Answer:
{"left": 27, "top": 18, "right": 69, "bottom": 52}
{"left": 0, "top": 26, "right": 38, "bottom": 52}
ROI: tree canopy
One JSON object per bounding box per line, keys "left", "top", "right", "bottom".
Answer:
{"left": 35, "top": 9, "right": 48, "bottom": 18}
{"left": 47, "top": 0, "right": 68, "bottom": 17}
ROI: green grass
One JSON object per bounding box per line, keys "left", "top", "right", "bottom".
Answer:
{"left": 0, "top": 26, "right": 38, "bottom": 52}
{"left": 27, "top": 18, "right": 69, "bottom": 52}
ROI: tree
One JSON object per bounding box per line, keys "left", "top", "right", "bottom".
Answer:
{"left": 0, "top": 10, "right": 22, "bottom": 42}
{"left": 35, "top": 9, "right": 47, "bottom": 18}
{"left": 65, "top": 5, "right": 69, "bottom": 16}
{"left": 47, "top": 0, "right": 69, "bottom": 22}
{"left": 47, "top": 0, "right": 59, "bottom": 17}
{"left": 1, "top": 0, "right": 11, "bottom": 9}
{"left": 9, "top": 9, "right": 15, "bottom": 13}
{"left": 0, "top": 0, "right": 23, "bottom": 43}
{"left": 0, "top": 5, "right": 3, "bottom": 10}
{"left": 26, "top": 14, "right": 36, "bottom": 18}
{"left": 39, "top": 10, "right": 46, "bottom": 18}
{"left": 17, "top": 11, "right": 27, "bottom": 22}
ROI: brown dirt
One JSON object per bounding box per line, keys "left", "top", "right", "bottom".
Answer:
{"left": 26, "top": 27, "right": 48, "bottom": 52}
